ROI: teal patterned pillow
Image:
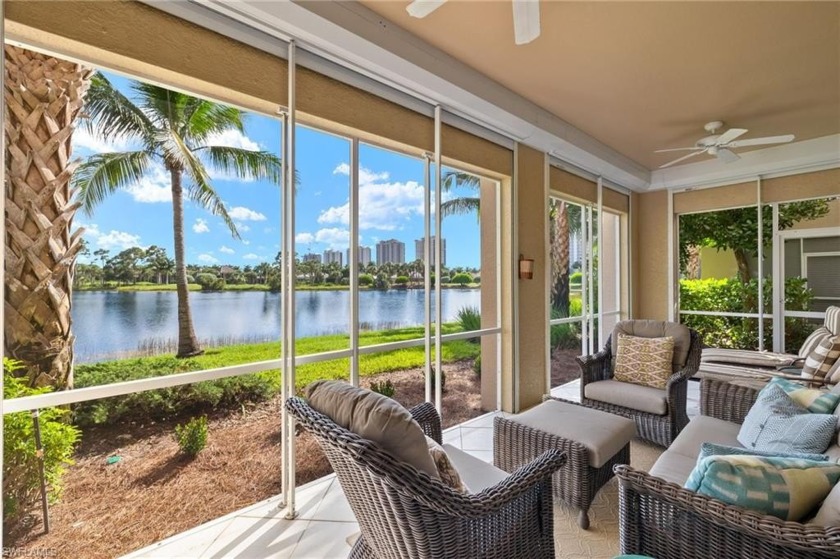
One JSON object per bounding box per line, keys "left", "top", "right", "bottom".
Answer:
{"left": 698, "top": 442, "right": 828, "bottom": 462}
{"left": 767, "top": 377, "right": 840, "bottom": 413}
{"left": 685, "top": 454, "right": 840, "bottom": 521}
{"left": 736, "top": 384, "right": 837, "bottom": 454}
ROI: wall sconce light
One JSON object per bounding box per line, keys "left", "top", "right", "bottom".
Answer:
{"left": 518, "top": 255, "right": 535, "bottom": 280}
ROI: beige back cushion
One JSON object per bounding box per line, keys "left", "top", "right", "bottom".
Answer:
{"left": 612, "top": 320, "right": 691, "bottom": 371}
{"left": 825, "top": 307, "right": 840, "bottom": 336}
{"left": 305, "top": 380, "right": 438, "bottom": 477}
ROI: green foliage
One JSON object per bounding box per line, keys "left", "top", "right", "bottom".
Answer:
{"left": 395, "top": 276, "right": 409, "bottom": 285}
{"left": 678, "top": 201, "right": 830, "bottom": 271}
{"left": 569, "top": 271, "right": 582, "bottom": 285}
{"left": 359, "top": 273, "right": 374, "bottom": 286}
{"left": 440, "top": 275, "right": 451, "bottom": 284}
{"left": 680, "top": 276, "right": 813, "bottom": 350}
{"left": 195, "top": 272, "right": 225, "bottom": 291}
{"left": 430, "top": 366, "right": 447, "bottom": 393}
{"left": 3, "top": 358, "right": 80, "bottom": 524}
{"left": 72, "top": 324, "right": 480, "bottom": 426}
{"left": 472, "top": 355, "right": 481, "bottom": 377}
{"left": 174, "top": 416, "right": 208, "bottom": 457}
{"left": 369, "top": 380, "right": 395, "bottom": 398}
{"left": 456, "top": 306, "right": 481, "bottom": 341}
{"left": 450, "top": 272, "right": 473, "bottom": 285}
{"left": 73, "top": 356, "right": 277, "bottom": 426}
{"left": 374, "top": 273, "right": 391, "bottom": 289}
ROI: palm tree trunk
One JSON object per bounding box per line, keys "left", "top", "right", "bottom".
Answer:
{"left": 551, "top": 202, "right": 570, "bottom": 315}
{"left": 170, "top": 168, "right": 202, "bottom": 357}
{"left": 4, "top": 46, "right": 92, "bottom": 388}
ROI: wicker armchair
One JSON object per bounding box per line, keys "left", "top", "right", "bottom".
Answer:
{"left": 615, "top": 378, "right": 840, "bottom": 559}
{"left": 286, "top": 397, "right": 566, "bottom": 559}
{"left": 569, "top": 323, "right": 702, "bottom": 447}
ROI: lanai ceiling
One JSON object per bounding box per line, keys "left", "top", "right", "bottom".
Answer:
{"left": 359, "top": 1, "right": 840, "bottom": 170}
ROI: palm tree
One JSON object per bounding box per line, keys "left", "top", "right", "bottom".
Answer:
{"left": 550, "top": 200, "right": 582, "bottom": 316}
{"left": 4, "top": 46, "right": 93, "bottom": 388}
{"left": 73, "top": 74, "right": 281, "bottom": 357}
{"left": 439, "top": 171, "right": 481, "bottom": 218}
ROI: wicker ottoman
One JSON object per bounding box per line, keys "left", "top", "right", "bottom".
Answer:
{"left": 494, "top": 399, "right": 636, "bottom": 529}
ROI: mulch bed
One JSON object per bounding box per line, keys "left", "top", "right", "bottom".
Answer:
{"left": 551, "top": 347, "right": 583, "bottom": 387}
{"left": 7, "top": 362, "right": 484, "bottom": 559}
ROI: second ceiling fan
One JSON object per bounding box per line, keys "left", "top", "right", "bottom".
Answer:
{"left": 406, "top": 0, "right": 541, "bottom": 45}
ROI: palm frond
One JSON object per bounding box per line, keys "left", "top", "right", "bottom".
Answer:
{"left": 442, "top": 170, "right": 480, "bottom": 191}
{"left": 183, "top": 102, "right": 245, "bottom": 143}
{"left": 83, "top": 73, "right": 156, "bottom": 144}
{"left": 441, "top": 196, "right": 480, "bottom": 218}
{"left": 72, "top": 151, "right": 152, "bottom": 215}
{"left": 202, "top": 146, "right": 282, "bottom": 184}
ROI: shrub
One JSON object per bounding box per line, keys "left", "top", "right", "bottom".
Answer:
{"left": 679, "top": 276, "right": 813, "bottom": 350}
{"left": 374, "top": 273, "right": 391, "bottom": 289}
{"left": 175, "top": 416, "right": 208, "bottom": 457}
{"left": 73, "top": 356, "right": 276, "bottom": 426}
{"left": 550, "top": 308, "right": 582, "bottom": 350}
{"left": 472, "top": 275, "right": 481, "bottom": 284}
{"left": 430, "top": 366, "right": 447, "bottom": 393}
{"left": 196, "top": 272, "right": 225, "bottom": 291}
{"left": 395, "top": 275, "right": 409, "bottom": 285}
{"left": 370, "top": 380, "right": 396, "bottom": 398}
{"left": 457, "top": 306, "right": 481, "bottom": 342}
{"left": 359, "top": 273, "right": 374, "bottom": 286}
{"left": 3, "top": 358, "right": 80, "bottom": 525}
{"left": 472, "top": 355, "right": 481, "bottom": 377}
{"left": 440, "top": 275, "right": 451, "bottom": 284}
{"left": 569, "top": 271, "right": 583, "bottom": 286}
{"left": 450, "top": 272, "right": 473, "bottom": 285}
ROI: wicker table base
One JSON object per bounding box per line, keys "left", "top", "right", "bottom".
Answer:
{"left": 494, "top": 400, "right": 633, "bottom": 529}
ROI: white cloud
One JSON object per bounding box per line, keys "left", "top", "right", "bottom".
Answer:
{"left": 243, "top": 253, "right": 262, "bottom": 260}
{"left": 333, "top": 163, "right": 389, "bottom": 186}
{"left": 219, "top": 245, "right": 235, "bottom": 254}
{"left": 315, "top": 228, "right": 350, "bottom": 248}
{"left": 236, "top": 223, "right": 251, "bottom": 233}
{"left": 83, "top": 223, "right": 143, "bottom": 251}
{"left": 72, "top": 128, "right": 133, "bottom": 154}
{"left": 295, "top": 232, "right": 315, "bottom": 244}
{"left": 318, "top": 179, "right": 425, "bottom": 231}
{"left": 193, "top": 218, "right": 210, "bottom": 234}
{"left": 207, "top": 129, "right": 261, "bottom": 152}
{"left": 228, "top": 206, "right": 267, "bottom": 221}
{"left": 198, "top": 253, "right": 218, "bottom": 264}
{"left": 125, "top": 164, "right": 172, "bottom": 203}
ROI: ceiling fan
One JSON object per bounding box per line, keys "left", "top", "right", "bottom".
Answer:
{"left": 406, "top": 0, "right": 540, "bottom": 45}
{"left": 655, "top": 121, "right": 795, "bottom": 169}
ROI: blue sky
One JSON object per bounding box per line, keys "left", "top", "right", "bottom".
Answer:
{"left": 73, "top": 70, "right": 482, "bottom": 269}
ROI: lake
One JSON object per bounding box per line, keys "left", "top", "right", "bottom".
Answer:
{"left": 72, "top": 288, "right": 483, "bottom": 362}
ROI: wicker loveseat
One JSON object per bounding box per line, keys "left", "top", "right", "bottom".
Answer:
{"left": 286, "top": 396, "right": 566, "bottom": 559}
{"left": 615, "top": 377, "right": 840, "bottom": 559}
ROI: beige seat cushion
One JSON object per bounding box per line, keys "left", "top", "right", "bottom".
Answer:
{"left": 305, "top": 380, "right": 438, "bottom": 477}
{"left": 511, "top": 400, "right": 636, "bottom": 468}
{"left": 667, "top": 415, "right": 743, "bottom": 459}
{"left": 612, "top": 320, "right": 691, "bottom": 371}
{"left": 585, "top": 379, "right": 668, "bottom": 415}
{"left": 443, "top": 444, "right": 508, "bottom": 493}
{"left": 812, "top": 480, "right": 840, "bottom": 526}
{"left": 648, "top": 451, "right": 697, "bottom": 486}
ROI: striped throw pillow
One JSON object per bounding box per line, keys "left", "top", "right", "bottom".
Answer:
{"left": 737, "top": 384, "right": 837, "bottom": 454}
{"left": 769, "top": 377, "right": 840, "bottom": 414}
{"left": 685, "top": 454, "right": 840, "bottom": 521}
{"left": 802, "top": 336, "right": 840, "bottom": 382}
{"left": 613, "top": 333, "right": 674, "bottom": 389}
{"left": 799, "top": 327, "right": 832, "bottom": 358}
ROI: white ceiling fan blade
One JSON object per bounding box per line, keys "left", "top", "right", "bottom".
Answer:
{"left": 512, "top": 0, "right": 540, "bottom": 45}
{"left": 716, "top": 148, "right": 741, "bottom": 164}
{"left": 715, "top": 128, "right": 748, "bottom": 145}
{"left": 406, "top": 0, "right": 447, "bottom": 18}
{"left": 727, "top": 134, "right": 795, "bottom": 148}
{"left": 654, "top": 147, "right": 704, "bottom": 153}
{"left": 659, "top": 150, "right": 706, "bottom": 169}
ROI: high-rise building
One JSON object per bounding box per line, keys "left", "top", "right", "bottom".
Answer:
{"left": 376, "top": 239, "right": 405, "bottom": 265}
{"left": 345, "top": 246, "right": 372, "bottom": 267}
{"left": 414, "top": 236, "right": 447, "bottom": 267}
{"left": 323, "top": 249, "right": 343, "bottom": 267}
{"left": 302, "top": 253, "right": 322, "bottom": 264}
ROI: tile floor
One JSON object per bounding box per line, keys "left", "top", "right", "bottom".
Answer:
{"left": 123, "top": 380, "right": 701, "bottom": 559}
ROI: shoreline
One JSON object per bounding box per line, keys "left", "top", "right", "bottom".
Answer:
{"left": 75, "top": 283, "right": 481, "bottom": 293}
